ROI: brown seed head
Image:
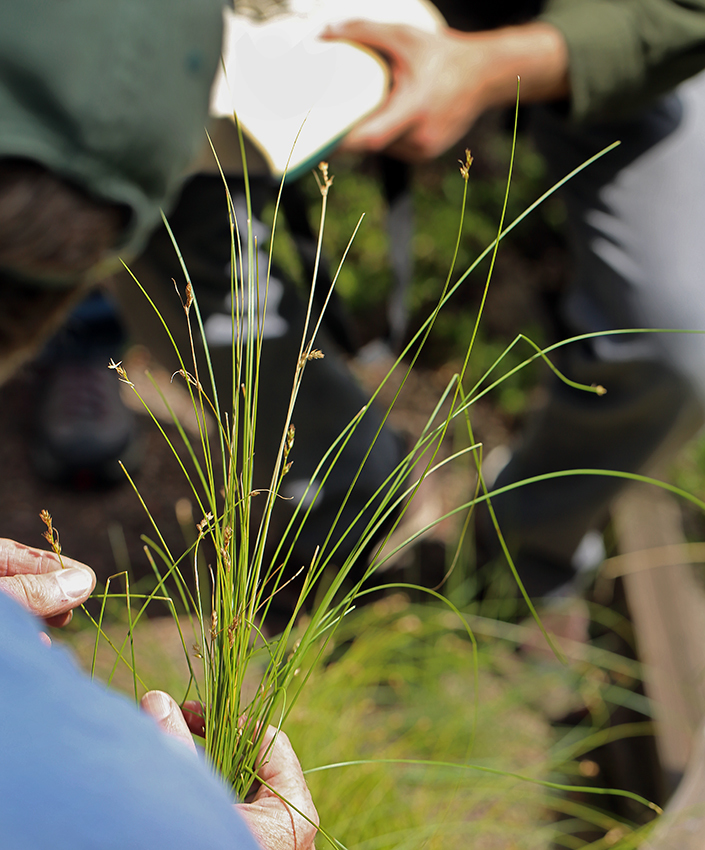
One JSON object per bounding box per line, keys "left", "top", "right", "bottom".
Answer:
{"left": 459, "top": 148, "right": 473, "bottom": 181}
{"left": 285, "top": 424, "right": 295, "bottom": 454}
{"left": 314, "top": 161, "right": 334, "bottom": 196}
{"left": 108, "top": 358, "right": 133, "bottom": 386}
{"left": 40, "top": 509, "right": 63, "bottom": 561}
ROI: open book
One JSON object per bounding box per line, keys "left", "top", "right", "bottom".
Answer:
{"left": 209, "top": 0, "right": 445, "bottom": 179}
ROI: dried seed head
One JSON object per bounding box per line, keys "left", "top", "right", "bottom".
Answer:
{"left": 299, "top": 347, "right": 325, "bottom": 368}
{"left": 197, "top": 512, "right": 214, "bottom": 533}
{"left": 108, "top": 358, "right": 133, "bottom": 386}
{"left": 286, "top": 424, "right": 295, "bottom": 453}
{"left": 314, "top": 161, "right": 334, "bottom": 196}
{"left": 172, "top": 278, "right": 194, "bottom": 315}
{"left": 39, "top": 509, "right": 62, "bottom": 557}
{"left": 171, "top": 368, "right": 201, "bottom": 391}
{"left": 459, "top": 149, "right": 473, "bottom": 181}
{"left": 210, "top": 610, "right": 218, "bottom": 639}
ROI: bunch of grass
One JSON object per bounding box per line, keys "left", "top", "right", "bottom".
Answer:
{"left": 81, "top": 105, "right": 674, "bottom": 846}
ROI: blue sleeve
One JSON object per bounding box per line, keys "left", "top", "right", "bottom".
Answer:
{"left": 0, "top": 591, "right": 260, "bottom": 850}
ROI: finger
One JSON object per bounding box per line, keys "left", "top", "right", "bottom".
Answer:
{"left": 383, "top": 128, "right": 447, "bottom": 162}
{"left": 0, "top": 566, "right": 95, "bottom": 619}
{"left": 182, "top": 700, "right": 206, "bottom": 738}
{"left": 341, "top": 94, "right": 418, "bottom": 153}
{"left": 141, "top": 691, "right": 197, "bottom": 754}
{"left": 44, "top": 610, "right": 73, "bottom": 629}
{"left": 323, "top": 21, "right": 419, "bottom": 154}
{"left": 322, "top": 19, "right": 411, "bottom": 60}
{"left": 0, "top": 537, "right": 95, "bottom": 577}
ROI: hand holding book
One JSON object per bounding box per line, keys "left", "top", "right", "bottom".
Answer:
{"left": 209, "top": 0, "right": 444, "bottom": 177}
{"left": 325, "top": 19, "right": 571, "bottom": 161}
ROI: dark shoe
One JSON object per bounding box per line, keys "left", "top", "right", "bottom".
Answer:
{"left": 31, "top": 357, "right": 141, "bottom": 488}
{"left": 30, "top": 290, "right": 140, "bottom": 488}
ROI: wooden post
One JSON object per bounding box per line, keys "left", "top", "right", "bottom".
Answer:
{"left": 611, "top": 483, "right": 705, "bottom": 781}
{"left": 644, "top": 720, "right": 705, "bottom": 849}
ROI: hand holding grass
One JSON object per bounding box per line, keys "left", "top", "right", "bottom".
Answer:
{"left": 141, "top": 693, "right": 319, "bottom": 850}
{"left": 0, "top": 537, "right": 95, "bottom": 628}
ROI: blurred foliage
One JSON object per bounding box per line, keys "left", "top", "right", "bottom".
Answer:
{"left": 287, "top": 595, "right": 555, "bottom": 849}
{"left": 268, "top": 117, "right": 569, "bottom": 424}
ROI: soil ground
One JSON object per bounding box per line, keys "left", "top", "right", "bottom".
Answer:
{"left": 0, "top": 364, "right": 193, "bottom": 587}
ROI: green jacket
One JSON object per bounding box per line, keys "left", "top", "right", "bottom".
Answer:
{"left": 538, "top": 0, "right": 705, "bottom": 121}
{"left": 0, "top": 0, "right": 224, "bottom": 261}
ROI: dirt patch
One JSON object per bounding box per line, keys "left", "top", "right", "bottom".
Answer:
{"left": 0, "top": 364, "right": 193, "bottom": 586}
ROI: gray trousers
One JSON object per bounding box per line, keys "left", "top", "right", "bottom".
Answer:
{"left": 491, "top": 72, "right": 705, "bottom": 597}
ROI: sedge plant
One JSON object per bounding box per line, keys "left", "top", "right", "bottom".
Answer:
{"left": 80, "top": 103, "right": 675, "bottom": 847}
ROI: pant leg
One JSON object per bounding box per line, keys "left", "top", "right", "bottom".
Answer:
{"left": 490, "top": 74, "right": 705, "bottom": 598}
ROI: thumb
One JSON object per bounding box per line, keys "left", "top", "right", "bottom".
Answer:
{"left": 321, "top": 19, "right": 406, "bottom": 56}
{"left": 141, "top": 690, "right": 197, "bottom": 754}
{"left": 0, "top": 566, "right": 95, "bottom": 619}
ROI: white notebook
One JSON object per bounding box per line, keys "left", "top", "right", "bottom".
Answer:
{"left": 210, "top": 0, "right": 445, "bottom": 179}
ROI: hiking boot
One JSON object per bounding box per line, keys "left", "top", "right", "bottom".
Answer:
{"left": 30, "top": 291, "right": 141, "bottom": 488}
{"left": 31, "top": 357, "right": 141, "bottom": 488}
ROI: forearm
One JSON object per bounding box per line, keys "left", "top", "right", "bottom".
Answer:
{"left": 454, "top": 22, "right": 570, "bottom": 114}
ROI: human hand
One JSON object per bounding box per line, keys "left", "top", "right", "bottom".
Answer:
{"left": 323, "top": 20, "right": 569, "bottom": 161}
{"left": 141, "top": 693, "right": 319, "bottom": 850}
{"left": 235, "top": 725, "right": 318, "bottom": 850}
{"left": 0, "top": 537, "right": 96, "bottom": 628}
{"left": 323, "top": 21, "right": 487, "bottom": 160}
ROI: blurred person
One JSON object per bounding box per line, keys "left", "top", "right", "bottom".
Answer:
{"left": 0, "top": 0, "right": 224, "bottom": 373}
{"left": 0, "top": 537, "right": 317, "bottom": 850}
{"left": 0, "top": 0, "right": 224, "bottom": 490}
{"left": 320, "top": 1, "right": 705, "bottom": 612}
{"left": 0, "top": 0, "right": 405, "bottom": 577}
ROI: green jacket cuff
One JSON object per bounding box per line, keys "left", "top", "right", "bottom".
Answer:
{"left": 539, "top": 0, "right": 645, "bottom": 122}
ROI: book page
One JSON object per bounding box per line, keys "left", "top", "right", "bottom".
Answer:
{"left": 210, "top": 0, "right": 445, "bottom": 177}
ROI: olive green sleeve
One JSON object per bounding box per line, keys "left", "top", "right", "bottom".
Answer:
{"left": 0, "top": 0, "right": 225, "bottom": 260}
{"left": 538, "top": 0, "right": 705, "bottom": 121}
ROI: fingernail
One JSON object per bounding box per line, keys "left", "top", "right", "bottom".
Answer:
{"left": 56, "top": 568, "right": 92, "bottom": 599}
{"left": 143, "top": 690, "right": 172, "bottom": 722}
